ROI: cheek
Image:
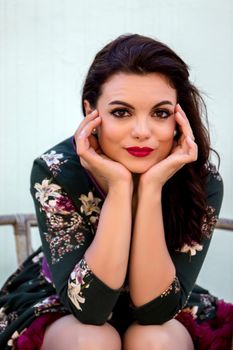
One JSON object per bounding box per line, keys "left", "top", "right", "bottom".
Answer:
{"left": 155, "top": 124, "right": 175, "bottom": 158}
{"left": 98, "top": 120, "right": 121, "bottom": 149}
{"left": 156, "top": 124, "right": 174, "bottom": 142}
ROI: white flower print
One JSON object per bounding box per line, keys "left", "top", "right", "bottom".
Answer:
{"left": 41, "top": 150, "right": 64, "bottom": 167}
{"left": 79, "top": 192, "right": 101, "bottom": 216}
{"left": 68, "top": 259, "right": 92, "bottom": 311}
{"left": 40, "top": 150, "right": 68, "bottom": 177}
{"left": 177, "top": 242, "right": 203, "bottom": 256}
{"left": 68, "top": 280, "right": 86, "bottom": 311}
{"left": 34, "top": 179, "right": 61, "bottom": 206}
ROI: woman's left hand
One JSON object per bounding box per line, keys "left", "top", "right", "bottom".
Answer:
{"left": 139, "top": 104, "right": 197, "bottom": 190}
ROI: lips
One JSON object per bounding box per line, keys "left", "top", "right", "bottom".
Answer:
{"left": 126, "top": 147, "right": 154, "bottom": 157}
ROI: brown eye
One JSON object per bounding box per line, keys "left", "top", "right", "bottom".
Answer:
{"left": 154, "top": 109, "right": 171, "bottom": 119}
{"left": 110, "top": 109, "right": 130, "bottom": 118}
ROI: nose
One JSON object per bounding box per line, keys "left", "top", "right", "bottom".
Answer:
{"left": 131, "top": 118, "right": 152, "bottom": 140}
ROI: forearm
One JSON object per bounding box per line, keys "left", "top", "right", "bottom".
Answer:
{"left": 85, "top": 183, "right": 132, "bottom": 289}
{"left": 129, "top": 185, "right": 175, "bottom": 306}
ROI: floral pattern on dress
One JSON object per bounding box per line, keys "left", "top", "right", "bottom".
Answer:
{"left": 0, "top": 308, "right": 18, "bottom": 338}
{"left": 68, "top": 258, "right": 93, "bottom": 311}
{"left": 177, "top": 242, "right": 203, "bottom": 256}
{"left": 79, "top": 192, "right": 102, "bottom": 233}
{"left": 7, "top": 329, "right": 26, "bottom": 348}
{"left": 34, "top": 295, "right": 66, "bottom": 317}
{"left": 160, "top": 276, "right": 180, "bottom": 298}
{"left": 40, "top": 150, "right": 68, "bottom": 177}
{"left": 177, "top": 205, "right": 217, "bottom": 257}
{"left": 206, "top": 163, "right": 222, "bottom": 181}
{"left": 0, "top": 307, "right": 8, "bottom": 333}
{"left": 34, "top": 178, "right": 87, "bottom": 264}
{"left": 35, "top": 179, "right": 61, "bottom": 207}
{"left": 201, "top": 205, "right": 218, "bottom": 238}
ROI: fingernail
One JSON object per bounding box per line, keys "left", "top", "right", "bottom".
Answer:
{"left": 91, "top": 109, "right": 97, "bottom": 115}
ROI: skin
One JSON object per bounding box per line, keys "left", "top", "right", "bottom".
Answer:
{"left": 95, "top": 73, "right": 177, "bottom": 174}
{"left": 41, "top": 72, "right": 196, "bottom": 350}
{"left": 79, "top": 73, "right": 196, "bottom": 192}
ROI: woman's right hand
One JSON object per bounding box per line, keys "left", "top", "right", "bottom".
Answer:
{"left": 74, "top": 110, "right": 132, "bottom": 192}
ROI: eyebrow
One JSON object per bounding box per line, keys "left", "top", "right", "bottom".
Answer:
{"left": 108, "top": 100, "right": 174, "bottom": 109}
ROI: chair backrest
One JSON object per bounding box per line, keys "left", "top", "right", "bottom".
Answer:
{"left": 0, "top": 214, "right": 233, "bottom": 266}
{"left": 0, "top": 214, "right": 37, "bottom": 265}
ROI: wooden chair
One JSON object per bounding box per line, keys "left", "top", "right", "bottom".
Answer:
{"left": 0, "top": 214, "right": 37, "bottom": 265}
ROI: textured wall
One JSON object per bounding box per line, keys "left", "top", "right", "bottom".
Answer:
{"left": 0, "top": 0, "right": 232, "bottom": 301}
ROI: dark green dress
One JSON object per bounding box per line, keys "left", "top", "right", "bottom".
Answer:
{"left": 0, "top": 137, "right": 225, "bottom": 349}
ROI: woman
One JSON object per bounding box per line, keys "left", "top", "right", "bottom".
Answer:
{"left": 0, "top": 34, "right": 227, "bottom": 349}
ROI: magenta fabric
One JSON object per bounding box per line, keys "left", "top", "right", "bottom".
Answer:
{"left": 176, "top": 300, "right": 233, "bottom": 350}
{"left": 16, "top": 313, "right": 63, "bottom": 350}
{"left": 41, "top": 257, "right": 53, "bottom": 283}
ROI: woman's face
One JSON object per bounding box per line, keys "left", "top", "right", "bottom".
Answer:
{"left": 85, "top": 72, "right": 177, "bottom": 174}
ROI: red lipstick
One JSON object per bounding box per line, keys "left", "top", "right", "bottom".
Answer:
{"left": 126, "top": 147, "right": 154, "bottom": 157}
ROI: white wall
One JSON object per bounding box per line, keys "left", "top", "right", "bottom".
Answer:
{"left": 0, "top": 0, "right": 232, "bottom": 301}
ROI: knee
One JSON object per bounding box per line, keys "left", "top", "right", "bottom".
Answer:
{"left": 41, "top": 315, "right": 121, "bottom": 350}
{"left": 123, "top": 323, "right": 170, "bottom": 350}
{"left": 75, "top": 323, "right": 121, "bottom": 350}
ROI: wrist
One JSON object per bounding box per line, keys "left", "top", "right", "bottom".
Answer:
{"left": 108, "top": 180, "right": 133, "bottom": 197}
{"left": 137, "top": 183, "right": 162, "bottom": 205}
{"left": 138, "top": 176, "right": 163, "bottom": 197}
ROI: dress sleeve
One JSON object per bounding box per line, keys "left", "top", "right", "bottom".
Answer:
{"left": 132, "top": 166, "right": 224, "bottom": 325}
{"left": 30, "top": 155, "right": 121, "bottom": 325}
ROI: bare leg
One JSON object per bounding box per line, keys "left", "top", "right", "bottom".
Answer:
{"left": 123, "top": 319, "right": 194, "bottom": 350}
{"left": 40, "top": 314, "right": 121, "bottom": 350}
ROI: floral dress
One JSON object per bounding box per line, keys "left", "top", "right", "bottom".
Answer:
{"left": 0, "top": 137, "right": 232, "bottom": 350}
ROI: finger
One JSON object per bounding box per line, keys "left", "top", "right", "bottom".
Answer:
{"left": 76, "top": 109, "right": 99, "bottom": 134}
{"left": 75, "top": 116, "right": 101, "bottom": 157}
{"left": 76, "top": 110, "right": 98, "bottom": 135}
{"left": 175, "top": 111, "right": 195, "bottom": 143}
{"left": 185, "top": 136, "right": 198, "bottom": 160}
{"left": 75, "top": 115, "right": 101, "bottom": 143}
{"left": 79, "top": 116, "right": 101, "bottom": 139}
{"left": 171, "top": 135, "right": 197, "bottom": 164}
{"left": 176, "top": 104, "right": 195, "bottom": 140}
{"left": 177, "top": 136, "right": 197, "bottom": 164}
{"left": 176, "top": 104, "right": 188, "bottom": 121}
{"left": 176, "top": 108, "right": 194, "bottom": 138}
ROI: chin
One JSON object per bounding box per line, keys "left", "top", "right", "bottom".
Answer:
{"left": 124, "top": 162, "right": 153, "bottom": 174}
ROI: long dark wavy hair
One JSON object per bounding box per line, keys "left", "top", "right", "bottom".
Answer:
{"left": 81, "top": 33, "right": 213, "bottom": 250}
